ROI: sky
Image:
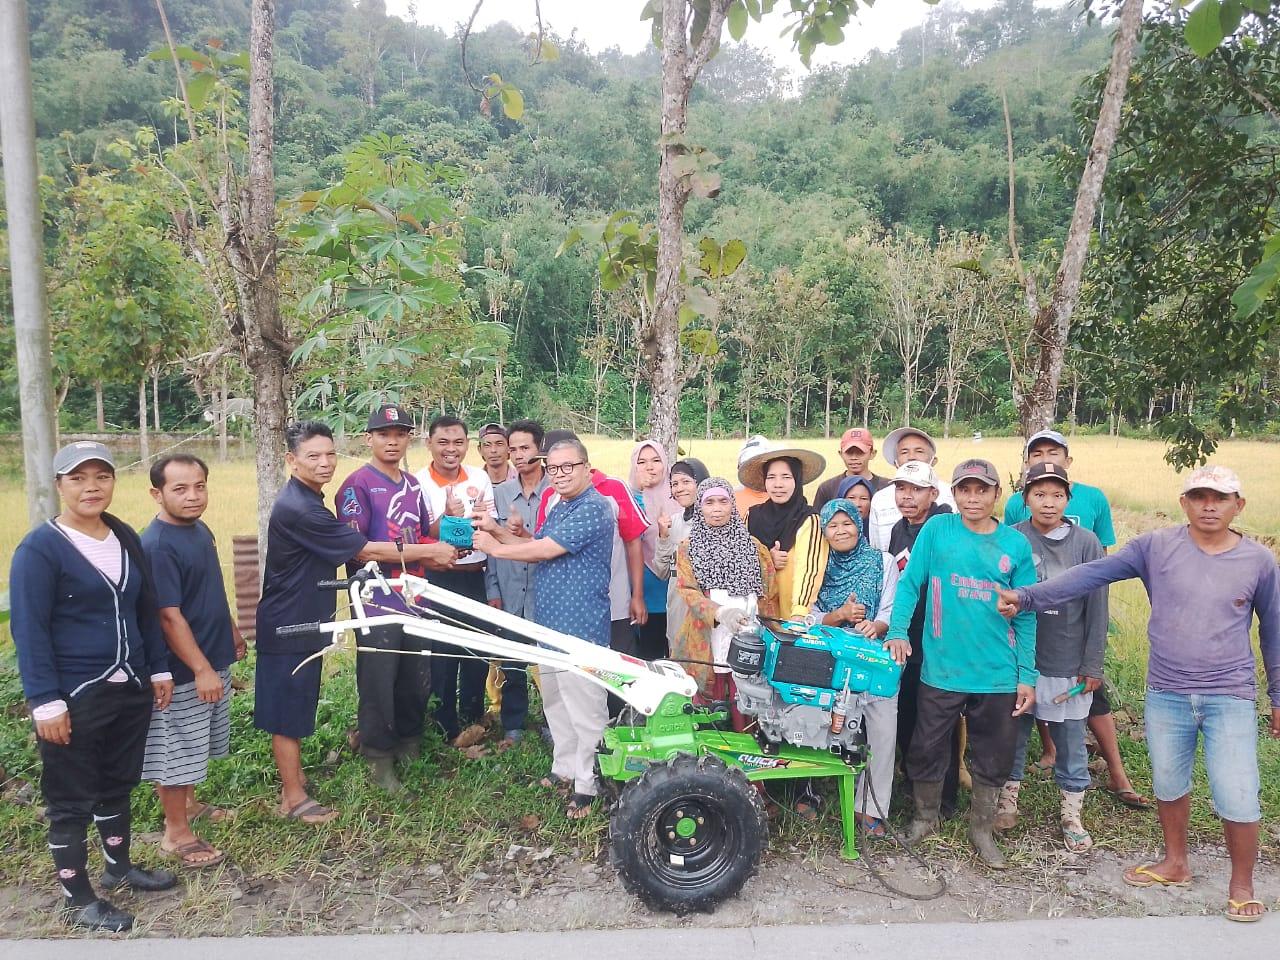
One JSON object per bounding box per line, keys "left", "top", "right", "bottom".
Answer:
{"left": 394, "top": 0, "right": 1061, "bottom": 72}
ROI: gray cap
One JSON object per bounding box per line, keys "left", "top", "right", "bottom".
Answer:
{"left": 1025, "top": 429, "right": 1069, "bottom": 456}
{"left": 951, "top": 458, "right": 1000, "bottom": 488}
{"left": 53, "top": 441, "right": 115, "bottom": 476}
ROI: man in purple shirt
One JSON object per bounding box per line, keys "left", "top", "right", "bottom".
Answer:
{"left": 999, "top": 465, "right": 1280, "bottom": 923}
{"left": 336, "top": 406, "right": 457, "bottom": 794}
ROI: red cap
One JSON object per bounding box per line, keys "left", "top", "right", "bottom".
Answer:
{"left": 839, "top": 428, "right": 874, "bottom": 453}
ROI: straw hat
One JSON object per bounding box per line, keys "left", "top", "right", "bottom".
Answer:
{"left": 736, "top": 438, "right": 827, "bottom": 492}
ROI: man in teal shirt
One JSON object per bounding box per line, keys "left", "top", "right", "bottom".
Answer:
{"left": 1004, "top": 429, "right": 1151, "bottom": 811}
{"left": 886, "top": 459, "right": 1037, "bottom": 868}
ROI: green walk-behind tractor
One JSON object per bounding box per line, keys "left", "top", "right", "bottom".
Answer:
{"left": 281, "top": 562, "right": 904, "bottom": 914}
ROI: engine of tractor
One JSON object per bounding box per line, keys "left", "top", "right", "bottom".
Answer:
{"left": 728, "top": 618, "right": 903, "bottom": 754}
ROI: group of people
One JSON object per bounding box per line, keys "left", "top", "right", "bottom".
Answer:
{"left": 8, "top": 414, "right": 1279, "bottom": 930}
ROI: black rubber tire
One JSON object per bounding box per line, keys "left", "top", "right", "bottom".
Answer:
{"left": 608, "top": 752, "right": 767, "bottom": 914}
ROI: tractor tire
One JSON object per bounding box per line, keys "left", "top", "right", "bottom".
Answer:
{"left": 608, "top": 752, "right": 767, "bottom": 914}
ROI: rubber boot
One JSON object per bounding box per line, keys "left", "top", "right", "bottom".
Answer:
{"left": 907, "top": 780, "right": 943, "bottom": 845}
{"left": 993, "top": 780, "right": 1021, "bottom": 832}
{"left": 968, "top": 783, "right": 1008, "bottom": 869}
{"left": 367, "top": 756, "right": 404, "bottom": 795}
{"left": 1059, "top": 788, "right": 1093, "bottom": 852}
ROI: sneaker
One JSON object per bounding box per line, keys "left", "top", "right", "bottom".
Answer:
{"left": 63, "top": 898, "right": 134, "bottom": 933}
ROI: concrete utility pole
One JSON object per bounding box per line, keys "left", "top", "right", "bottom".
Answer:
{"left": 0, "top": 0, "right": 59, "bottom": 522}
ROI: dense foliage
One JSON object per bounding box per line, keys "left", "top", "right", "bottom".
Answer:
{"left": 1, "top": 0, "right": 1277, "bottom": 443}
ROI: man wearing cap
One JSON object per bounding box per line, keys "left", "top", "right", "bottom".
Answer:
{"left": 998, "top": 465, "right": 1280, "bottom": 921}
{"left": 1003, "top": 429, "right": 1147, "bottom": 810}
{"left": 868, "top": 426, "right": 956, "bottom": 551}
{"left": 814, "top": 428, "right": 887, "bottom": 510}
{"left": 335, "top": 406, "right": 457, "bottom": 792}
{"left": 884, "top": 460, "right": 959, "bottom": 815}
{"left": 478, "top": 422, "right": 515, "bottom": 486}
{"left": 886, "top": 458, "right": 1038, "bottom": 869}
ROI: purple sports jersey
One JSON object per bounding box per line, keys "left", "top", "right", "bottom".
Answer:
{"left": 335, "top": 464, "right": 433, "bottom": 613}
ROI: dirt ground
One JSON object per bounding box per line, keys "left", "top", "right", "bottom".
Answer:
{"left": 4, "top": 833, "right": 1278, "bottom": 939}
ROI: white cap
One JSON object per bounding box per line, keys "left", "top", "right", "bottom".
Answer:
{"left": 1181, "top": 465, "right": 1242, "bottom": 496}
{"left": 891, "top": 461, "right": 939, "bottom": 489}
{"left": 737, "top": 435, "right": 770, "bottom": 468}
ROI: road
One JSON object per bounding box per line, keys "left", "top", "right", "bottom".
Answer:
{"left": 8, "top": 915, "right": 1273, "bottom": 959}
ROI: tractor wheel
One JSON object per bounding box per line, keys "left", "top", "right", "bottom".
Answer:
{"left": 608, "top": 752, "right": 767, "bottom": 914}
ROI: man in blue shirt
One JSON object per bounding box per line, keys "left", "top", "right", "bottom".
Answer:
{"left": 474, "top": 436, "right": 614, "bottom": 820}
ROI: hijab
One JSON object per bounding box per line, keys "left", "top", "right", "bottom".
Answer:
{"left": 746, "top": 456, "right": 814, "bottom": 551}
{"left": 815, "top": 498, "right": 885, "bottom": 619}
{"left": 836, "top": 474, "right": 875, "bottom": 503}
{"left": 629, "top": 440, "right": 681, "bottom": 576}
{"left": 670, "top": 457, "right": 710, "bottom": 520}
{"left": 687, "top": 477, "right": 766, "bottom": 597}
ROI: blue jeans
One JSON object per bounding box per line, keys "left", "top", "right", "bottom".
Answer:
{"left": 1144, "top": 688, "right": 1261, "bottom": 823}
{"left": 1008, "top": 714, "right": 1091, "bottom": 792}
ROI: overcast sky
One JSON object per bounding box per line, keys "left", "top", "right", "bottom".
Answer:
{"left": 394, "top": 1, "right": 1071, "bottom": 72}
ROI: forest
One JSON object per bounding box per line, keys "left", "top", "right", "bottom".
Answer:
{"left": 0, "top": 0, "right": 1277, "bottom": 451}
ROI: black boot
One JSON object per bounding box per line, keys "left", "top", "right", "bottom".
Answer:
{"left": 907, "top": 780, "right": 943, "bottom": 844}
{"left": 968, "top": 782, "right": 1009, "bottom": 869}
{"left": 95, "top": 804, "right": 177, "bottom": 892}
{"left": 63, "top": 898, "right": 135, "bottom": 933}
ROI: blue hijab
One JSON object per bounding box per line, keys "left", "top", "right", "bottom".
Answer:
{"left": 816, "top": 498, "right": 884, "bottom": 619}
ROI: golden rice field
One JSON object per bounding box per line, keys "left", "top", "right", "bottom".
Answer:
{"left": 2, "top": 434, "right": 1279, "bottom": 597}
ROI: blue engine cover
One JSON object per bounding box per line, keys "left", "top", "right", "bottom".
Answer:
{"left": 762, "top": 621, "right": 903, "bottom": 708}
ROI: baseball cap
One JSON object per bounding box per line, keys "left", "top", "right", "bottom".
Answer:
{"left": 839, "top": 427, "right": 874, "bottom": 453}
{"left": 1024, "top": 462, "right": 1070, "bottom": 490}
{"left": 951, "top": 458, "right": 1000, "bottom": 488}
{"left": 478, "top": 422, "right": 508, "bottom": 441}
{"left": 1025, "top": 429, "right": 1069, "bottom": 456}
{"left": 53, "top": 441, "right": 115, "bottom": 476}
{"left": 366, "top": 405, "right": 412, "bottom": 431}
{"left": 1181, "top": 464, "right": 1242, "bottom": 496}
{"left": 883, "top": 426, "right": 937, "bottom": 467}
{"left": 536, "top": 428, "right": 580, "bottom": 459}
{"left": 892, "top": 461, "right": 939, "bottom": 489}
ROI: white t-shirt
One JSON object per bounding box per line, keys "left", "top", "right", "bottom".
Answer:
{"left": 417, "top": 463, "right": 495, "bottom": 566}
{"left": 868, "top": 478, "right": 956, "bottom": 551}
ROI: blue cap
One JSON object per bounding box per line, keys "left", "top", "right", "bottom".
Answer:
{"left": 1025, "top": 429, "right": 1069, "bottom": 456}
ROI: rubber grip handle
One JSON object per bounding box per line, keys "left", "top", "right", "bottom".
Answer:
{"left": 276, "top": 622, "right": 323, "bottom": 637}
{"left": 316, "top": 580, "right": 350, "bottom": 591}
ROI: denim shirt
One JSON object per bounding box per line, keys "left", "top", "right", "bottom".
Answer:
{"left": 484, "top": 471, "right": 551, "bottom": 618}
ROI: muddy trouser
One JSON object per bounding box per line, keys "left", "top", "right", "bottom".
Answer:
{"left": 856, "top": 694, "right": 899, "bottom": 818}
{"left": 428, "top": 567, "right": 490, "bottom": 739}
{"left": 906, "top": 683, "right": 1018, "bottom": 789}
{"left": 356, "top": 622, "right": 431, "bottom": 757}
{"left": 540, "top": 664, "right": 608, "bottom": 796}
{"left": 897, "top": 662, "right": 961, "bottom": 809}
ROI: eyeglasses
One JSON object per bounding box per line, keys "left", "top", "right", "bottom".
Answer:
{"left": 545, "top": 460, "right": 586, "bottom": 476}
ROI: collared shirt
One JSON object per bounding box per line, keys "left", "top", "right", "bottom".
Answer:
{"left": 485, "top": 470, "right": 551, "bottom": 617}
{"left": 417, "top": 462, "right": 495, "bottom": 567}
{"left": 256, "top": 477, "right": 368, "bottom": 654}
{"left": 533, "top": 486, "right": 614, "bottom": 646}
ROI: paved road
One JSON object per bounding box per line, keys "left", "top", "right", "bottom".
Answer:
{"left": 8, "top": 915, "right": 1273, "bottom": 959}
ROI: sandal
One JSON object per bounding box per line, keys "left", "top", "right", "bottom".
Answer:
{"left": 161, "top": 837, "right": 226, "bottom": 870}
{"left": 566, "top": 793, "right": 596, "bottom": 820}
{"left": 1106, "top": 786, "right": 1154, "bottom": 810}
{"left": 1123, "top": 864, "right": 1191, "bottom": 888}
{"left": 856, "top": 815, "right": 887, "bottom": 839}
{"left": 277, "top": 797, "right": 339, "bottom": 825}
{"left": 1226, "top": 898, "right": 1265, "bottom": 923}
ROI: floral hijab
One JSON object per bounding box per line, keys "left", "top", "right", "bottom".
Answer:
{"left": 687, "top": 477, "right": 766, "bottom": 597}
{"left": 815, "top": 498, "right": 884, "bottom": 618}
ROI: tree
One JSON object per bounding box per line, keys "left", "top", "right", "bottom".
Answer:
{"left": 882, "top": 231, "right": 946, "bottom": 426}
{"left": 760, "top": 266, "right": 825, "bottom": 437}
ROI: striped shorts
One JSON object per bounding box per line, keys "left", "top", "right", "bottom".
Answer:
{"left": 141, "top": 669, "right": 232, "bottom": 786}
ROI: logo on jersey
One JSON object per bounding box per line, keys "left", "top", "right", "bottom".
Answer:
{"left": 340, "top": 487, "right": 362, "bottom": 517}
{"left": 998, "top": 554, "right": 1012, "bottom": 574}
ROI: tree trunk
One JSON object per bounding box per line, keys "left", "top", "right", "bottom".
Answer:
{"left": 1019, "top": 0, "right": 1142, "bottom": 436}
{"left": 245, "top": 0, "right": 288, "bottom": 550}
{"left": 218, "top": 368, "right": 229, "bottom": 462}
{"left": 824, "top": 370, "right": 834, "bottom": 439}
{"left": 944, "top": 384, "right": 957, "bottom": 439}
{"left": 152, "top": 367, "right": 161, "bottom": 431}
{"left": 138, "top": 376, "right": 151, "bottom": 463}
{"left": 784, "top": 392, "right": 793, "bottom": 438}
{"left": 95, "top": 380, "right": 105, "bottom": 431}
{"left": 704, "top": 364, "right": 714, "bottom": 440}
{"left": 902, "top": 368, "right": 914, "bottom": 426}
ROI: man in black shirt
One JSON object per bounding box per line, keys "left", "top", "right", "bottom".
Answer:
{"left": 884, "top": 461, "right": 960, "bottom": 816}
{"left": 255, "top": 421, "right": 456, "bottom": 823}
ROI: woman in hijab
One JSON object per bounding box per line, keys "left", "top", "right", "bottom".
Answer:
{"left": 812, "top": 498, "right": 902, "bottom": 836}
{"left": 628, "top": 440, "right": 682, "bottom": 659}
{"left": 835, "top": 475, "right": 875, "bottom": 526}
{"left": 673, "top": 477, "right": 779, "bottom": 723}
{"left": 744, "top": 454, "right": 828, "bottom": 619}
{"left": 653, "top": 458, "right": 709, "bottom": 650}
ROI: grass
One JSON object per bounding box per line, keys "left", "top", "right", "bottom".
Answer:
{"left": 0, "top": 434, "right": 1278, "bottom": 928}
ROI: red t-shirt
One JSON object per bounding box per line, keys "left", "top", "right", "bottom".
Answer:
{"left": 537, "top": 469, "right": 649, "bottom": 542}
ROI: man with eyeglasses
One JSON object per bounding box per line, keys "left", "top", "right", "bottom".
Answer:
{"left": 473, "top": 437, "right": 615, "bottom": 820}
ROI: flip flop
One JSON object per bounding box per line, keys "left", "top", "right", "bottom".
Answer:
{"left": 1106, "top": 786, "right": 1154, "bottom": 810}
{"left": 566, "top": 793, "right": 596, "bottom": 820}
{"left": 1123, "top": 864, "right": 1191, "bottom": 888}
{"left": 857, "top": 816, "right": 887, "bottom": 839}
{"left": 161, "top": 838, "right": 226, "bottom": 870}
{"left": 277, "top": 797, "right": 338, "bottom": 825}
{"left": 188, "top": 802, "right": 235, "bottom": 824}
{"left": 1226, "top": 899, "right": 1265, "bottom": 923}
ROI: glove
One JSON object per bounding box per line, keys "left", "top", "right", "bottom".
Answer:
{"left": 715, "top": 607, "right": 749, "bottom": 632}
